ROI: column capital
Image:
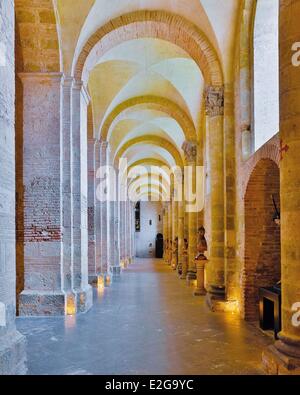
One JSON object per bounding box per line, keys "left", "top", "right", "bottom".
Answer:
{"left": 182, "top": 141, "right": 197, "bottom": 163}
{"left": 205, "top": 86, "right": 224, "bottom": 117}
{"left": 73, "top": 79, "right": 91, "bottom": 105}
{"left": 61, "top": 75, "right": 74, "bottom": 87}
{"left": 174, "top": 168, "right": 183, "bottom": 184}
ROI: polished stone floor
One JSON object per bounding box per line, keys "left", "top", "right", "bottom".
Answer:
{"left": 17, "top": 259, "right": 272, "bottom": 375}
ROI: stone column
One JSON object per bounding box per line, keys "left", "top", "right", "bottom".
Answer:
{"left": 60, "top": 76, "right": 73, "bottom": 302}
{"left": 108, "top": 161, "right": 120, "bottom": 276}
{"left": 119, "top": 194, "right": 126, "bottom": 264}
{"left": 0, "top": 0, "right": 27, "bottom": 374}
{"left": 171, "top": 192, "right": 178, "bottom": 270}
{"left": 182, "top": 141, "right": 198, "bottom": 281}
{"left": 168, "top": 201, "right": 172, "bottom": 265}
{"left": 94, "top": 142, "right": 101, "bottom": 276}
{"left": 112, "top": 176, "right": 121, "bottom": 275}
{"left": 87, "top": 138, "right": 97, "bottom": 283}
{"left": 177, "top": 186, "right": 185, "bottom": 275}
{"left": 124, "top": 199, "right": 129, "bottom": 265}
{"left": 18, "top": 72, "right": 66, "bottom": 316}
{"left": 130, "top": 202, "right": 136, "bottom": 262}
{"left": 87, "top": 138, "right": 101, "bottom": 284}
{"left": 205, "top": 87, "right": 225, "bottom": 304}
{"left": 70, "top": 80, "right": 93, "bottom": 311}
{"left": 163, "top": 203, "right": 168, "bottom": 263}
{"left": 125, "top": 199, "right": 131, "bottom": 264}
{"left": 181, "top": 210, "right": 189, "bottom": 279}
{"left": 263, "top": 0, "right": 300, "bottom": 374}
{"left": 116, "top": 170, "right": 121, "bottom": 272}
{"left": 99, "top": 141, "right": 109, "bottom": 276}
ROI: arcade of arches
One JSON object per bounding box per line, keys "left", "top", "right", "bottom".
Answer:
{"left": 0, "top": 0, "right": 300, "bottom": 375}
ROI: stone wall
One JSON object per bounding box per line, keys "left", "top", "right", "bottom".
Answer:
{"left": 15, "top": 0, "right": 60, "bottom": 73}
{"left": 0, "top": 0, "right": 27, "bottom": 374}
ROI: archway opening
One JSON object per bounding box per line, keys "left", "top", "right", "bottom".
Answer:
{"left": 243, "top": 159, "right": 281, "bottom": 321}
{"left": 135, "top": 201, "right": 163, "bottom": 258}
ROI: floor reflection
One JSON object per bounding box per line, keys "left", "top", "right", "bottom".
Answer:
{"left": 17, "top": 259, "right": 272, "bottom": 375}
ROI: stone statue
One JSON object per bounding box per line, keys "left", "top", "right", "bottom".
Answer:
{"left": 164, "top": 239, "right": 169, "bottom": 263}
{"left": 180, "top": 238, "right": 189, "bottom": 279}
{"left": 168, "top": 240, "right": 173, "bottom": 264}
{"left": 195, "top": 226, "right": 208, "bottom": 261}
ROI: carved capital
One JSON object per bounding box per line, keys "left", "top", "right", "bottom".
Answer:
{"left": 182, "top": 141, "right": 197, "bottom": 163}
{"left": 205, "top": 86, "right": 224, "bottom": 117}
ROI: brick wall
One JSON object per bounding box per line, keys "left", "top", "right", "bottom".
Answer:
{"left": 16, "top": 73, "right": 63, "bottom": 300}
{"left": 242, "top": 158, "right": 281, "bottom": 320}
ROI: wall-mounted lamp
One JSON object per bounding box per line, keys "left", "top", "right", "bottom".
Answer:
{"left": 97, "top": 275, "right": 105, "bottom": 291}
{"left": 272, "top": 194, "right": 280, "bottom": 226}
{"left": 66, "top": 294, "right": 76, "bottom": 316}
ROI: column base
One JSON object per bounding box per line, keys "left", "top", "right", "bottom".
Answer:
{"left": 206, "top": 285, "right": 226, "bottom": 312}
{"left": 262, "top": 344, "right": 300, "bottom": 375}
{"left": 0, "top": 330, "right": 27, "bottom": 375}
{"left": 75, "top": 286, "right": 93, "bottom": 314}
{"left": 180, "top": 259, "right": 188, "bottom": 279}
{"left": 194, "top": 260, "right": 206, "bottom": 296}
{"left": 110, "top": 266, "right": 121, "bottom": 276}
{"left": 186, "top": 271, "right": 197, "bottom": 281}
{"left": 19, "top": 286, "right": 93, "bottom": 316}
{"left": 194, "top": 288, "right": 207, "bottom": 296}
{"left": 177, "top": 265, "right": 182, "bottom": 277}
{"left": 88, "top": 275, "right": 98, "bottom": 285}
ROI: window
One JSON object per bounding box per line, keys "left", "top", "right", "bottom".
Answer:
{"left": 253, "top": 0, "right": 279, "bottom": 151}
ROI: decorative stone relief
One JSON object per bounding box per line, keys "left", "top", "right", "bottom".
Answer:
{"left": 182, "top": 141, "right": 197, "bottom": 163}
{"left": 205, "top": 86, "right": 224, "bottom": 117}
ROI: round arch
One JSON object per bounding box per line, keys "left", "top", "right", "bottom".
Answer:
{"left": 128, "top": 175, "right": 170, "bottom": 194}
{"left": 114, "top": 136, "right": 183, "bottom": 167}
{"left": 133, "top": 191, "right": 164, "bottom": 202}
{"left": 128, "top": 183, "right": 168, "bottom": 202}
{"left": 128, "top": 159, "right": 169, "bottom": 170}
{"left": 73, "top": 10, "right": 223, "bottom": 86}
{"left": 102, "top": 96, "right": 196, "bottom": 142}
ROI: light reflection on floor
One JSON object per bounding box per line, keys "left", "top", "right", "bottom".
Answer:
{"left": 17, "top": 259, "right": 272, "bottom": 375}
